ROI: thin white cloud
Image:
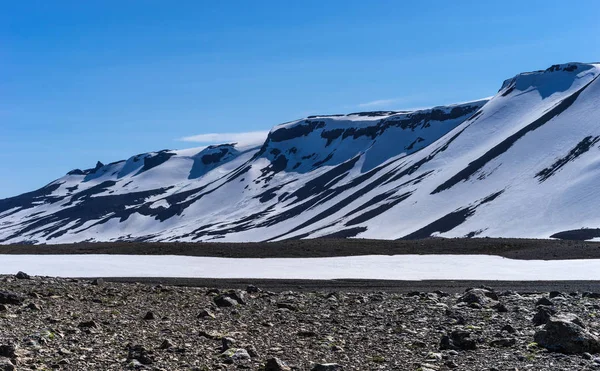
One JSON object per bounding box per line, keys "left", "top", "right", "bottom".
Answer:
{"left": 179, "top": 130, "right": 269, "bottom": 146}
{"left": 357, "top": 98, "right": 401, "bottom": 108}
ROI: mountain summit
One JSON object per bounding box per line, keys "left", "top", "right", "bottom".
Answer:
{"left": 2, "top": 62, "right": 600, "bottom": 244}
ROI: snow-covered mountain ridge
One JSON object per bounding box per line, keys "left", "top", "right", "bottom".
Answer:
{"left": 3, "top": 62, "right": 600, "bottom": 243}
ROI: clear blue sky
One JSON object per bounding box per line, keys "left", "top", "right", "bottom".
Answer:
{"left": 1, "top": 0, "right": 599, "bottom": 199}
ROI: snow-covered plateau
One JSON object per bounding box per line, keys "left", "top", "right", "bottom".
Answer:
{"left": 2, "top": 62, "right": 600, "bottom": 243}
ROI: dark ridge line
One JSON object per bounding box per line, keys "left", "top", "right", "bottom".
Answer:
{"left": 400, "top": 190, "right": 504, "bottom": 240}
{"left": 431, "top": 74, "right": 600, "bottom": 194}
{"left": 535, "top": 135, "right": 600, "bottom": 182}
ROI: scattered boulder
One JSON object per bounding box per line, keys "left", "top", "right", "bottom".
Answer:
{"left": 0, "top": 343, "right": 17, "bottom": 359}
{"left": 197, "top": 308, "right": 215, "bottom": 319}
{"left": 127, "top": 344, "right": 154, "bottom": 365}
{"left": 246, "top": 285, "right": 260, "bottom": 293}
{"left": 536, "top": 297, "right": 553, "bottom": 306}
{"left": 534, "top": 315, "right": 600, "bottom": 354}
{"left": 15, "top": 271, "right": 30, "bottom": 280}
{"left": 143, "top": 311, "right": 156, "bottom": 320}
{"left": 26, "top": 303, "right": 41, "bottom": 311}
{"left": 458, "top": 288, "right": 497, "bottom": 306}
{"left": 221, "top": 337, "right": 236, "bottom": 352}
{"left": 532, "top": 305, "right": 556, "bottom": 326}
{"left": 214, "top": 290, "right": 246, "bottom": 307}
{"left": 220, "top": 348, "right": 250, "bottom": 363}
{"left": 264, "top": 357, "right": 292, "bottom": 371}
{"left": 91, "top": 278, "right": 104, "bottom": 286}
{"left": 0, "top": 292, "right": 24, "bottom": 305}
{"left": 440, "top": 330, "right": 477, "bottom": 351}
{"left": 159, "top": 339, "right": 173, "bottom": 350}
{"left": 78, "top": 320, "right": 99, "bottom": 329}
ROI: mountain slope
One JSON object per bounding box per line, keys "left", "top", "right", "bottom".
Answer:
{"left": 2, "top": 62, "right": 600, "bottom": 243}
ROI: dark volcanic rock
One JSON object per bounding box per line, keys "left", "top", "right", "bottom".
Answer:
{"left": 127, "top": 344, "right": 154, "bottom": 365}
{"left": 311, "top": 363, "right": 343, "bottom": 371}
{"left": 15, "top": 271, "right": 30, "bottom": 280}
{"left": 534, "top": 316, "right": 600, "bottom": 354}
{"left": 265, "top": 357, "right": 292, "bottom": 371}
{"left": 457, "top": 288, "right": 497, "bottom": 306}
{"left": 440, "top": 330, "right": 477, "bottom": 351}
{"left": 0, "top": 292, "right": 24, "bottom": 305}
{"left": 533, "top": 305, "right": 556, "bottom": 326}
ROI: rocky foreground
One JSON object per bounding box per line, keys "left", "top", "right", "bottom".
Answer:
{"left": 2, "top": 274, "right": 600, "bottom": 370}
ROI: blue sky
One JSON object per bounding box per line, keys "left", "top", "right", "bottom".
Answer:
{"left": 1, "top": 0, "right": 599, "bottom": 199}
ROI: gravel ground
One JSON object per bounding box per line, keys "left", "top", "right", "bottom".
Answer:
{"left": 2, "top": 238, "right": 600, "bottom": 260}
{"left": 3, "top": 274, "right": 600, "bottom": 370}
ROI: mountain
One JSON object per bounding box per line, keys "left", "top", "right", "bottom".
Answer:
{"left": 2, "top": 62, "right": 600, "bottom": 244}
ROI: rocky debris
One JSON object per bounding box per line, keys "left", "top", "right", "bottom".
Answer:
{"left": 0, "top": 291, "right": 24, "bottom": 305}
{"left": 264, "top": 357, "right": 291, "bottom": 371}
{"left": 15, "top": 271, "right": 30, "bottom": 280}
{"left": 534, "top": 315, "right": 600, "bottom": 354}
{"left": 440, "top": 330, "right": 477, "bottom": 351}
{"left": 2, "top": 275, "right": 600, "bottom": 369}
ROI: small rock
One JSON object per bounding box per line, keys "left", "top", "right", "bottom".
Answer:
{"left": 533, "top": 305, "right": 556, "bottom": 326}
{"left": 78, "top": 320, "right": 99, "bottom": 329}
{"left": 246, "top": 285, "right": 260, "bottom": 293}
{"left": 127, "top": 344, "right": 154, "bottom": 365}
{"left": 492, "top": 302, "right": 508, "bottom": 312}
{"left": 536, "top": 297, "right": 554, "bottom": 306}
{"left": 220, "top": 348, "right": 250, "bottom": 363}
{"left": 264, "top": 357, "right": 292, "bottom": 371}
{"left": 159, "top": 339, "right": 173, "bottom": 350}
{"left": 440, "top": 330, "right": 477, "bottom": 351}
{"left": 197, "top": 308, "right": 216, "bottom": 319}
{"left": 444, "top": 360, "right": 458, "bottom": 368}
{"left": 311, "top": 364, "right": 343, "bottom": 371}
{"left": 214, "top": 290, "right": 246, "bottom": 307}
{"left": 501, "top": 324, "right": 517, "bottom": 334}
{"left": 245, "top": 344, "right": 259, "bottom": 358}
{"left": 26, "top": 302, "right": 41, "bottom": 311}
{"left": 15, "top": 271, "right": 31, "bottom": 280}
{"left": 221, "top": 337, "right": 236, "bottom": 352}
{"left": 0, "top": 305, "right": 6, "bottom": 312}
{"left": 458, "top": 288, "right": 497, "bottom": 306}
{"left": 143, "top": 311, "right": 156, "bottom": 320}
{"left": 0, "top": 343, "right": 17, "bottom": 358}
{"left": 91, "top": 278, "right": 104, "bottom": 286}
{"left": 549, "top": 291, "right": 564, "bottom": 299}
